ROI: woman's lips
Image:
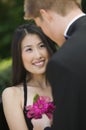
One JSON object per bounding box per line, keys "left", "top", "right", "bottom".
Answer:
{"left": 33, "top": 60, "right": 45, "bottom": 67}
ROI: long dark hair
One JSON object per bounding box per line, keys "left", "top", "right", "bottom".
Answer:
{"left": 11, "top": 22, "right": 57, "bottom": 86}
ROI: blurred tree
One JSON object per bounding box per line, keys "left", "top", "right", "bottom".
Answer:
{"left": 0, "top": 0, "right": 28, "bottom": 59}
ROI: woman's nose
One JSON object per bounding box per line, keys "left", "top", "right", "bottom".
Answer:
{"left": 34, "top": 49, "right": 42, "bottom": 58}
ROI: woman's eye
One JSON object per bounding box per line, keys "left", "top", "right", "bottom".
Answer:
{"left": 26, "top": 48, "right": 32, "bottom": 52}
{"left": 40, "top": 44, "right": 46, "bottom": 48}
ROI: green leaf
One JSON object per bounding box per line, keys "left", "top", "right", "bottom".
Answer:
{"left": 33, "top": 94, "right": 39, "bottom": 103}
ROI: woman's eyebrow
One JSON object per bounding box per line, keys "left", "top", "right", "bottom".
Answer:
{"left": 23, "top": 45, "right": 32, "bottom": 48}
{"left": 23, "top": 41, "right": 43, "bottom": 49}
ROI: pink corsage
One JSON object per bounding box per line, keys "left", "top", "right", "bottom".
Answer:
{"left": 26, "top": 94, "right": 56, "bottom": 119}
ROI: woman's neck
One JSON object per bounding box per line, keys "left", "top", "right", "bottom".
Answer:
{"left": 27, "top": 74, "right": 49, "bottom": 89}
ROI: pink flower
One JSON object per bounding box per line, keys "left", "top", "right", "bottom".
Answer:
{"left": 26, "top": 95, "right": 56, "bottom": 119}
{"left": 45, "top": 102, "right": 56, "bottom": 119}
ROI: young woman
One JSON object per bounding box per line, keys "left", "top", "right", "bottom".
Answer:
{"left": 2, "top": 23, "right": 57, "bottom": 130}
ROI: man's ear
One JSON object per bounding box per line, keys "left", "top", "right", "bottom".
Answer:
{"left": 40, "top": 9, "right": 52, "bottom": 22}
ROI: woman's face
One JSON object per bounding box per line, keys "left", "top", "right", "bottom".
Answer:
{"left": 21, "top": 34, "right": 50, "bottom": 75}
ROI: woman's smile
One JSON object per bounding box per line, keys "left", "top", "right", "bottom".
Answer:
{"left": 32, "top": 59, "right": 45, "bottom": 67}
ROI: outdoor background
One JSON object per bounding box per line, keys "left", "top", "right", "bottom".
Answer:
{"left": 0, "top": 0, "right": 86, "bottom": 95}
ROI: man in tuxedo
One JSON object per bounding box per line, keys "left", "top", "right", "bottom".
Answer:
{"left": 24, "top": 0, "right": 86, "bottom": 129}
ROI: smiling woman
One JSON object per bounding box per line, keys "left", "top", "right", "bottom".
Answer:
{"left": 2, "top": 22, "right": 57, "bottom": 130}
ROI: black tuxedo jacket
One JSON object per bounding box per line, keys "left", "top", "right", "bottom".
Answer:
{"left": 46, "top": 15, "right": 86, "bottom": 130}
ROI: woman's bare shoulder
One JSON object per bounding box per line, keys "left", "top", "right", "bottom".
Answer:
{"left": 2, "top": 85, "right": 23, "bottom": 102}
{"left": 2, "top": 86, "right": 18, "bottom": 96}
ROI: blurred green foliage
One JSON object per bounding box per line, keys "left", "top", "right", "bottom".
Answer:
{"left": 0, "top": 59, "right": 12, "bottom": 95}
{"left": 0, "top": 0, "right": 28, "bottom": 59}
{"left": 0, "top": 0, "right": 86, "bottom": 95}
